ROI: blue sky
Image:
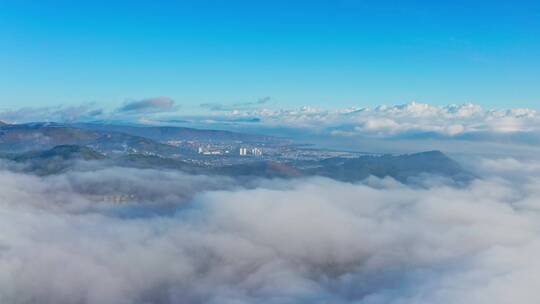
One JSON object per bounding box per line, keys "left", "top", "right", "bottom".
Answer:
{"left": 1, "top": 0, "right": 539, "bottom": 112}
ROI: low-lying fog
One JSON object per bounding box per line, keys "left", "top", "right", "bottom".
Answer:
{"left": 1, "top": 155, "right": 540, "bottom": 304}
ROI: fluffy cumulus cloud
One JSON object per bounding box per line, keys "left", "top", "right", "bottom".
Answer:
{"left": 2, "top": 160, "right": 540, "bottom": 303}
{"left": 206, "top": 102, "right": 540, "bottom": 139}
{"left": 117, "top": 97, "right": 177, "bottom": 114}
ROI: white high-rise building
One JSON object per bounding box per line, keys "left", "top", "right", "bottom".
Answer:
{"left": 239, "top": 147, "right": 247, "bottom": 156}
{"left": 251, "top": 147, "right": 263, "bottom": 156}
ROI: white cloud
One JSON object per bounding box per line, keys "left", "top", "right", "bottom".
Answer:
{"left": 1, "top": 163, "right": 540, "bottom": 303}
{"left": 200, "top": 101, "right": 540, "bottom": 139}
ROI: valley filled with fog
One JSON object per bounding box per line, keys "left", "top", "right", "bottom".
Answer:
{"left": 1, "top": 150, "right": 540, "bottom": 303}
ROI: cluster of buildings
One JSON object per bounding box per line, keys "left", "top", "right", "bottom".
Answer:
{"left": 197, "top": 145, "right": 263, "bottom": 157}
{"left": 239, "top": 147, "right": 263, "bottom": 156}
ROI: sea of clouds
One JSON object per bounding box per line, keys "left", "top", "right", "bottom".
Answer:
{"left": 1, "top": 156, "right": 540, "bottom": 304}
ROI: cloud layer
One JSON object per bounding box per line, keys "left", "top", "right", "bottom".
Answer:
{"left": 202, "top": 101, "right": 540, "bottom": 139}
{"left": 1, "top": 160, "right": 540, "bottom": 303}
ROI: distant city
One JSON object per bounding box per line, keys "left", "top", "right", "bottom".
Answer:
{"left": 164, "top": 138, "right": 365, "bottom": 167}
{"left": 0, "top": 121, "right": 466, "bottom": 184}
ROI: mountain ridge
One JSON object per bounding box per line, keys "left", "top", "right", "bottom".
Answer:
{"left": 0, "top": 122, "right": 278, "bottom": 155}
{"left": 0, "top": 144, "right": 472, "bottom": 183}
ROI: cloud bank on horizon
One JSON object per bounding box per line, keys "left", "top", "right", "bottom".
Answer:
{"left": 1, "top": 158, "right": 540, "bottom": 303}
{"left": 199, "top": 101, "right": 539, "bottom": 138}
{"left": 1, "top": 100, "right": 539, "bottom": 144}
